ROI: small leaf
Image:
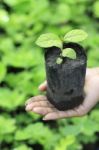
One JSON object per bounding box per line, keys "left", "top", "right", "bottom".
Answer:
{"left": 62, "top": 48, "right": 76, "bottom": 59}
{"left": 56, "top": 57, "right": 63, "bottom": 64}
{"left": 36, "top": 33, "right": 62, "bottom": 49}
{"left": 64, "top": 29, "right": 88, "bottom": 42}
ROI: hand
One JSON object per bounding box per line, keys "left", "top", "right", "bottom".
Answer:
{"left": 25, "top": 68, "right": 99, "bottom": 120}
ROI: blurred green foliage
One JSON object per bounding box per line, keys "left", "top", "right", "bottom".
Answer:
{"left": 0, "top": 0, "right": 99, "bottom": 150}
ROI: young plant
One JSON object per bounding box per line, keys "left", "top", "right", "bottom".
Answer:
{"left": 36, "top": 29, "right": 88, "bottom": 64}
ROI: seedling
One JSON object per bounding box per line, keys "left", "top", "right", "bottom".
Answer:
{"left": 35, "top": 29, "right": 88, "bottom": 110}
{"left": 36, "top": 29, "right": 88, "bottom": 64}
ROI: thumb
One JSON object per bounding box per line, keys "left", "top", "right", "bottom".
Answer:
{"left": 39, "top": 81, "right": 47, "bottom": 91}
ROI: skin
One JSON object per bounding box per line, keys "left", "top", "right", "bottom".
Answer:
{"left": 25, "top": 68, "right": 99, "bottom": 121}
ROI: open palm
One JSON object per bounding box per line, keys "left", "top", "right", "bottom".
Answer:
{"left": 25, "top": 68, "right": 99, "bottom": 120}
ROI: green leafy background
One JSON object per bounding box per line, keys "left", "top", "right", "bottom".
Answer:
{"left": 0, "top": 0, "right": 99, "bottom": 150}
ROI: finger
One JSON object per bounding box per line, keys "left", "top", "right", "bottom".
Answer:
{"left": 83, "top": 76, "right": 99, "bottom": 112}
{"left": 32, "top": 107, "right": 56, "bottom": 115}
{"left": 82, "top": 90, "right": 99, "bottom": 113}
{"left": 25, "top": 95, "right": 47, "bottom": 106}
{"left": 38, "top": 81, "right": 47, "bottom": 91}
{"left": 74, "top": 76, "right": 99, "bottom": 116}
{"left": 25, "top": 100, "right": 54, "bottom": 111}
{"left": 43, "top": 109, "right": 81, "bottom": 120}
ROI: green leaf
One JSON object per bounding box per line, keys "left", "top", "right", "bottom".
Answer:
{"left": 60, "top": 125, "right": 81, "bottom": 136}
{"left": 14, "top": 144, "right": 32, "bottom": 150}
{"left": 62, "top": 48, "right": 76, "bottom": 59}
{"left": 82, "top": 119, "right": 99, "bottom": 136}
{"left": 0, "top": 62, "right": 7, "bottom": 83}
{"left": 36, "top": 33, "right": 62, "bottom": 49}
{"left": 56, "top": 57, "right": 63, "bottom": 64}
{"left": 50, "top": 4, "right": 71, "bottom": 24}
{"left": 15, "top": 123, "right": 52, "bottom": 141}
{"left": 90, "top": 110, "right": 99, "bottom": 123}
{"left": 64, "top": 29, "right": 88, "bottom": 42}
{"left": 0, "top": 88, "right": 25, "bottom": 110}
{"left": 93, "top": 1, "right": 99, "bottom": 18}
{"left": 3, "top": 48, "right": 43, "bottom": 68}
{"left": 0, "top": 116, "right": 16, "bottom": 135}
{"left": 15, "top": 123, "right": 56, "bottom": 149}
{"left": 55, "top": 136, "right": 75, "bottom": 150}
{"left": 4, "top": 0, "right": 18, "bottom": 7}
{"left": 0, "top": 10, "right": 9, "bottom": 25}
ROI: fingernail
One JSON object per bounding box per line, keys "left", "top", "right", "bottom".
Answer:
{"left": 43, "top": 118, "right": 47, "bottom": 121}
{"left": 33, "top": 108, "right": 45, "bottom": 115}
{"left": 38, "top": 85, "right": 42, "bottom": 90}
{"left": 25, "top": 102, "right": 28, "bottom": 106}
{"left": 25, "top": 98, "right": 31, "bottom": 106}
{"left": 33, "top": 108, "right": 38, "bottom": 112}
{"left": 43, "top": 117, "right": 55, "bottom": 121}
{"left": 42, "top": 117, "right": 50, "bottom": 121}
{"left": 25, "top": 105, "right": 32, "bottom": 111}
